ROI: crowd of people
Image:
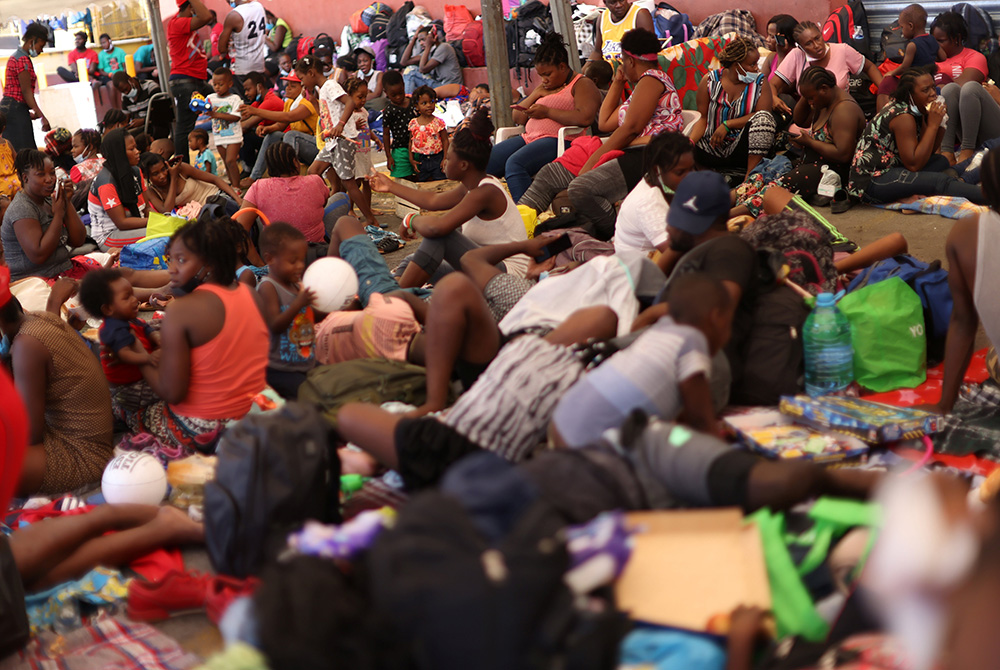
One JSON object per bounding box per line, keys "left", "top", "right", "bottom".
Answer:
{"left": 3, "top": 0, "right": 1000, "bottom": 667}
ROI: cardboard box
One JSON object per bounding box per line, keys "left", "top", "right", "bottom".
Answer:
{"left": 615, "top": 509, "right": 771, "bottom": 632}
{"left": 724, "top": 408, "right": 869, "bottom": 463}
{"left": 779, "top": 395, "right": 942, "bottom": 444}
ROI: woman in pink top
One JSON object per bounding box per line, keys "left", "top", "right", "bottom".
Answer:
{"left": 237, "top": 142, "right": 332, "bottom": 244}
{"left": 123, "top": 216, "right": 269, "bottom": 453}
{"left": 486, "top": 33, "right": 601, "bottom": 201}
{"left": 933, "top": 11, "right": 996, "bottom": 164}
{"left": 770, "top": 21, "right": 882, "bottom": 116}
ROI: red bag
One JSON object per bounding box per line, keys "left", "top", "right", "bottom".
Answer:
{"left": 444, "top": 4, "right": 474, "bottom": 40}
{"left": 351, "top": 9, "right": 370, "bottom": 34}
{"left": 461, "top": 20, "right": 485, "bottom": 67}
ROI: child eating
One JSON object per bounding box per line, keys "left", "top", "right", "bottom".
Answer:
{"left": 256, "top": 222, "right": 317, "bottom": 399}
{"left": 408, "top": 86, "right": 448, "bottom": 181}
{"left": 78, "top": 268, "right": 161, "bottom": 413}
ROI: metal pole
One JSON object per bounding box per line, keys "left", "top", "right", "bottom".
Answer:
{"left": 549, "top": 0, "right": 581, "bottom": 72}
{"left": 146, "top": 0, "right": 171, "bottom": 93}
{"left": 481, "top": 0, "right": 513, "bottom": 129}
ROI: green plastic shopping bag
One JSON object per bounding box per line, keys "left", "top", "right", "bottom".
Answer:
{"left": 837, "top": 276, "right": 926, "bottom": 392}
{"left": 146, "top": 212, "right": 189, "bottom": 239}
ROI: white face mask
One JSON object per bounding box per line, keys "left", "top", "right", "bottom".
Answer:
{"left": 803, "top": 43, "right": 830, "bottom": 62}
{"left": 126, "top": 87, "right": 138, "bottom": 100}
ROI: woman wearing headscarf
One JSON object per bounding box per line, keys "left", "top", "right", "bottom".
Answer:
{"left": 87, "top": 128, "right": 149, "bottom": 250}
{"left": 43, "top": 128, "right": 74, "bottom": 175}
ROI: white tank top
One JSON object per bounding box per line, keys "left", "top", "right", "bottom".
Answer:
{"left": 462, "top": 176, "right": 530, "bottom": 277}
{"left": 974, "top": 209, "right": 1000, "bottom": 352}
{"left": 229, "top": 1, "right": 267, "bottom": 75}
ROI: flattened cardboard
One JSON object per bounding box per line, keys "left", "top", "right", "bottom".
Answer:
{"left": 615, "top": 509, "right": 771, "bottom": 631}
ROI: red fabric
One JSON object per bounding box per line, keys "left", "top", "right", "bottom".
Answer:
{"left": 129, "top": 547, "right": 184, "bottom": 583}
{"left": 553, "top": 135, "right": 625, "bottom": 177}
{"left": 67, "top": 48, "right": 98, "bottom": 69}
{"left": 100, "top": 321, "right": 155, "bottom": 385}
{"left": 166, "top": 15, "right": 208, "bottom": 80}
{"left": 0, "top": 368, "right": 28, "bottom": 513}
{"left": 3, "top": 55, "right": 35, "bottom": 102}
{"left": 244, "top": 175, "right": 329, "bottom": 243}
{"left": 862, "top": 349, "right": 990, "bottom": 407}
{"left": 210, "top": 23, "right": 224, "bottom": 59}
{"left": 251, "top": 90, "right": 284, "bottom": 127}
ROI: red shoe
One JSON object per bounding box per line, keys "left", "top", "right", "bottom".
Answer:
{"left": 127, "top": 570, "right": 211, "bottom": 622}
{"left": 205, "top": 575, "right": 260, "bottom": 625}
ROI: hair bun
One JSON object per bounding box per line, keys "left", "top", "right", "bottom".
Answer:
{"left": 467, "top": 106, "right": 494, "bottom": 141}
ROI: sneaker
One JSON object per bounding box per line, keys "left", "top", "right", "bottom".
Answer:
{"left": 831, "top": 189, "right": 854, "bottom": 215}
{"left": 127, "top": 570, "right": 211, "bottom": 622}
{"left": 205, "top": 576, "right": 260, "bottom": 625}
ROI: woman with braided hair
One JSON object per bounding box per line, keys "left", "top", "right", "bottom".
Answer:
{"left": 370, "top": 107, "right": 529, "bottom": 288}
{"left": 691, "top": 36, "right": 775, "bottom": 179}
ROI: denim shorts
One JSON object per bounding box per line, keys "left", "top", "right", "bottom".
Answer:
{"left": 339, "top": 236, "right": 431, "bottom": 307}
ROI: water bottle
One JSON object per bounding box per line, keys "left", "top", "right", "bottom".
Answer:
{"left": 803, "top": 292, "right": 853, "bottom": 397}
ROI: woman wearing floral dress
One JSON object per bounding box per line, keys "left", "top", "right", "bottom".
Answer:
{"left": 848, "top": 68, "right": 985, "bottom": 205}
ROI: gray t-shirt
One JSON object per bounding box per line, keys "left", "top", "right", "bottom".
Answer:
{"left": 428, "top": 42, "right": 462, "bottom": 86}
{"left": 1, "top": 190, "right": 71, "bottom": 281}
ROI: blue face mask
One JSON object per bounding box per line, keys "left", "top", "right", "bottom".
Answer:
{"left": 736, "top": 65, "right": 758, "bottom": 85}
{"left": 27, "top": 44, "right": 39, "bottom": 58}
{"left": 0, "top": 333, "right": 10, "bottom": 358}
{"left": 909, "top": 96, "right": 922, "bottom": 117}
{"left": 266, "top": 22, "right": 275, "bottom": 31}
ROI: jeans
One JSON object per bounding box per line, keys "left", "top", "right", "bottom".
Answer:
{"left": 170, "top": 76, "right": 210, "bottom": 163}
{"left": 0, "top": 99, "right": 33, "bottom": 152}
{"left": 863, "top": 154, "right": 986, "bottom": 204}
{"left": 403, "top": 70, "right": 444, "bottom": 94}
{"left": 241, "top": 128, "right": 264, "bottom": 174}
{"left": 486, "top": 135, "right": 561, "bottom": 202}
{"left": 249, "top": 131, "right": 283, "bottom": 180}
{"left": 942, "top": 81, "right": 1000, "bottom": 153}
{"left": 57, "top": 66, "right": 79, "bottom": 82}
{"left": 283, "top": 130, "right": 319, "bottom": 166}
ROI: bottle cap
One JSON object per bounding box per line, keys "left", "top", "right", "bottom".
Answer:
{"left": 815, "top": 292, "right": 835, "bottom": 307}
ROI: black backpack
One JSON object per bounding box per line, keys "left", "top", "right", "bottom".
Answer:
{"left": 880, "top": 19, "right": 909, "bottom": 64}
{"left": 386, "top": 0, "right": 415, "bottom": 68}
{"left": 506, "top": 0, "right": 554, "bottom": 71}
{"left": 368, "top": 5, "right": 393, "bottom": 42}
{"left": 368, "top": 459, "right": 629, "bottom": 670}
{"left": 952, "top": 2, "right": 996, "bottom": 52}
{"left": 822, "top": 0, "right": 872, "bottom": 60}
{"left": 204, "top": 403, "right": 340, "bottom": 577}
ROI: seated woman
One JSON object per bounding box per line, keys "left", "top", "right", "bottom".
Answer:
{"left": 140, "top": 152, "right": 242, "bottom": 215}
{"left": 738, "top": 66, "right": 865, "bottom": 215}
{"left": 771, "top": 21, "right": 882, "bottom": 116}
{"left": 613, "top": 131, "right": 695, "bottom": 257}
{"left": 848, "top": 67, "right": 985, "bottom": 206}
{"left": 120, "top": 216, "right": 269, "bottom": 452}
{"left": 933, "top": 11, "right": 995, "bottom": 164}
{"left": 566, "top": 28, "right": 685, "bottom": 241}
{"left": 691, "top": 37, "right": 775, "bottom": 179}
{"left": 88, "top": 129, "right": 149, "bottom": 250}
{"left": 0, "top": 276, "right": 113, "bottom": 495}
{"left": 237, "top": 142, "right": 333, "bottom": 245}
{"left": 369, "top": 108, "right": 530, "bottom": 288}
{"left": 486, "top": 33, "right": 601, "bottom": 202}
{"left": 1, "top": 149, "right": 86, "bottom": 282}
{"left": 763, "top": 14, "right": 798, "bottom": 81}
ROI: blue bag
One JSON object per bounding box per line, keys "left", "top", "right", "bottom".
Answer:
{"left": 120, "top": 236, "right": 169, "bottom": 271}
{"left": 654, "top": 2, "right": 694, "bottom": 46}
{"left": 847, "top": 254, "right": 952, "bottom": 364}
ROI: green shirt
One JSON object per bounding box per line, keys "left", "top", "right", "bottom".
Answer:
{"left": 98, "top": 46, "right": 127, "bottom": 75}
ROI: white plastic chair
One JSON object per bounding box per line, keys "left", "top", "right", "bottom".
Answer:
{"left": 494, "top": 125, "right": 525, "bottom": 144}
{"left": 556, "top": 125, "right": 591, "bottom": 157}
{"left": 681, "top": 109, "right": 702, "bottom": 137}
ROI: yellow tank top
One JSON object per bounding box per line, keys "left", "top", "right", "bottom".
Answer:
{"left": 600, "top": 2, "right": 643, "bottom": 63}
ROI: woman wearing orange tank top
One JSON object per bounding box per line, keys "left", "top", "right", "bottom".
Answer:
{"left": 120, "top": 216, "right": 269, "bottom": 453}
{"left": 486, "top": 33, "right": 602, "bottom": 202}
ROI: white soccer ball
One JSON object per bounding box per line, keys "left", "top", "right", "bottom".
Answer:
{"left": 302, "top": 257, "right": 359, "bottom": 312}
{"left": 102, "top": 452, "right": 167, "bottom": 505}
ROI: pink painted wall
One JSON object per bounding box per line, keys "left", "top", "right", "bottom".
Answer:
{"left": 160, "top": 0, "right": 835, "bottom": 44}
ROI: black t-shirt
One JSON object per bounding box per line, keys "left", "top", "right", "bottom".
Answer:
{"left": 663, "top": 234, "right": 760, "bottom": 368}
{"left": 383, "top": 101, "right": 417, "bottom": 150}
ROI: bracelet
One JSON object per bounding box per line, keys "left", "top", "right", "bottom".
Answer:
{"left": 722, "top": 120, "right": 731, "bottom": 131}
{"left": 401, "top": 212, "right": 417, "bottom": 233}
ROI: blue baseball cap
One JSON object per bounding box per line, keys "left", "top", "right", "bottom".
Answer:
{"left": 667, "top": 171, "right": 731, "bottom": 235}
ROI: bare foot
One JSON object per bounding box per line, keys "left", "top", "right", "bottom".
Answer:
{"left": 155, "top": 505, "right": 205, "bottom": 544}
{"left": 338, "top": 448, "right": 378, "bottom": 476}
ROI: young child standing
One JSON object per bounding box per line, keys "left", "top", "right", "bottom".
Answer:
{"left": 188, "top": 128, "right": 216, "bottom": 175}
{"left": 408, "top": 86, "right": 449, "bottom": 182}
{"left": 382, "top": 70, "right": 417, "bottom": 179}
{"left": 206, "top": 67, "right": 243, "bottom": 189}
{"left": 78, "top": 268, "right": 161, "bottom": 412}
{"left": 353, "top": 104, "right": 383, "bottom": 226}
{"left": 314, "top": 76, "right": 378, "bottom": 225}
{"left": 257, "top": 222, "right": 317, "bottom": 399}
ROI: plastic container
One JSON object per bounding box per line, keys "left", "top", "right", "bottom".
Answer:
{"left": 803, "top": 292, "right": 853, "bottom": 397}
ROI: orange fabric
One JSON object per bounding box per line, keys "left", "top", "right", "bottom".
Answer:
{"left": 171, "top": 283, "right": 268, "bottom": 420}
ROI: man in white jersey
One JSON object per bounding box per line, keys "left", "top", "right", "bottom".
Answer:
{"left": 218, "top": 0, "right": 267, "bottom": 85}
